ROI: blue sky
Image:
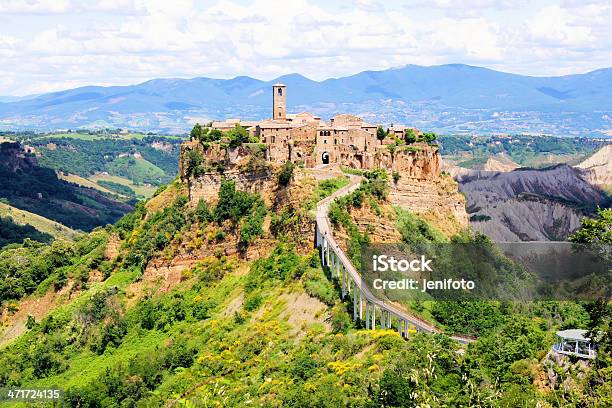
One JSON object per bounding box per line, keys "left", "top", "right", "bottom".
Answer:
{"left": 0, "top": 0, "right": 610, "bottom": 96}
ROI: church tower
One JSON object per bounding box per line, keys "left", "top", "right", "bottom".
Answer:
{"left": 272, "top": 83, "right": 287, "bottom": 120}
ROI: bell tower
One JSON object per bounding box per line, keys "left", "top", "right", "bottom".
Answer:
{"left": 272, "top": 83, "right": 287, "bottom": 120}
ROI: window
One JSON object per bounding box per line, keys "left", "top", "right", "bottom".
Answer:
{"left": 278, "top": 88, "right": 283, "bottom": 96}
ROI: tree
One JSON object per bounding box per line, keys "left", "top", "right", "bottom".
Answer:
{"left": 422, "top": 132, "right": 438, "bottom": 143}
{"left": 208, "top": 129, "right": 223, "bottom": 142}
{"left": 227, "top": 125, "right": 249, "bottom": 148}
{"left": 190, "top": 123, "right": 202, "bottom": 141}
{"left": 569, "top": 208, "right": 611, "bottom": 250}
{"left": 26, "top": 314, "right": 37, "bottom": 330}
{"left": 185, "top": 149, "right": 203, "bottom": 178}
{"left": 392, "top": 171, "right": 401, "bottom": 184}
{"left": 376, "top": 126, "right": 388, "bottom": 143}
{"left": 405, "top": 128, "right": 417, "bottom": 144}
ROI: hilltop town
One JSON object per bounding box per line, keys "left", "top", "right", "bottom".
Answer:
{"left": 183, "top": 83, "right": 436, "bottom": 171}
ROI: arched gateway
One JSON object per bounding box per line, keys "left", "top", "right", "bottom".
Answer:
{"left": 322, "top": 151, "right": 330, "bottom": 165}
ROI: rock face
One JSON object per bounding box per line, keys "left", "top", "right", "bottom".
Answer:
{"left": 180, "top": 141, "right": 275, "bottom": 205}
{"left": 188, "top": 169, "right": 275, "bottom": 204}
{"left": 389, "top": 175, "right": 469, "bottom": 236}
{"left": 454, "top": 164, "right": 609, "bottom": 241}
{"left": 180, "top": 140, "right": 468, "bottom": 236}
{"left": 384, "top": 148, "right": 469, "bottom": 235}
{"left": 376, "top": 144, "right": 440, "bottom": 180}
{"left": 575, "top": 145, "right": 612, "bottom": 188}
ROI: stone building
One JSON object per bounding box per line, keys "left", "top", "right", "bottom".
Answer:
{"left": 210, "top": 84, "right": 418, "bottom": 170}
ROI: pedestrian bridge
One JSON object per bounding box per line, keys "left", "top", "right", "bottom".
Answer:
{"left": 315, "top": 174, "right": 474, "bottom": 344}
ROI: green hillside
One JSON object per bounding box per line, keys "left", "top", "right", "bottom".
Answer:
{"left": 106, "top": 156, "right": 166, "bottom": 186}
{"left": 0, "top": 216, "right": 52, "bottom": 248}
{"left": 0, "top": 142, "right": 132, "bottom": 232}
{"left": 0, "top": 171, "right": 609, "bottom": 407}
{"left": 0, "top": 202, "right": 78, "bottom": 246}
{"left": 21, "top": 135, "right": 183, "bottom": 187}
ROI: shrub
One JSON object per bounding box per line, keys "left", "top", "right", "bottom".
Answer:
{"left": 470, "top": 214, "right": 491, "bottom": 222}
{"left": 91, "top": 315, "right": 128, "bottom": 354}
{"left": 244, "top": 292, "right": 264, "bottom": 312}
{"left": 195, "top": 199, "right": 211, "bottom": 224}
{"left": 331, "top": 305, "right": 352, "bottom": 333}
{"left": 392, "top": 171, "right": 401, "bottom": 184}
{"left": 290, "top": 355, "right": 319, "bottom": 380}
{"left": 304, "top": 278, "right": 336, "bottom": 306}
{"left": 244, "top": 244, "right": 302, "bottom": 291}
{"left": 277, "top": 162, "right": 295, "bottom": 187}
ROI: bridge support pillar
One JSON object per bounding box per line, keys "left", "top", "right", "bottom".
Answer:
{"left": 359, "top": 292, "right": 363, "bottom": 321}
{"left": 365, "top": 302, "right": 370, "bottom": 329}
{"left": 371, "top": 304, "right": 376, "bottom": 330}
{"left": 353, "top": 285, "right": 357, "bottom": 321}
{"left": 341, "top": 265, "right": 346, "bottom": 299}
{"left": 319, "top": 240, "right": 324, "bottom": 266}
{"left": 347, "top": 274, "right": 351, "bottom": 294}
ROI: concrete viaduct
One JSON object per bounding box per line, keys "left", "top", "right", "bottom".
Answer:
{"left": 315, "top": 174, "right": 474, "bottom": 344}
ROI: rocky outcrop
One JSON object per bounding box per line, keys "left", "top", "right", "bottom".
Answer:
{"left": 389, "top": 174, "right": 469, "bottom": 236}
{"left": 180, "top": 141, "right": 275, "bottom": 205}
{"left": 376, "top": 144, "right": 440, "bottom": 180}
{"left": 454, "top": 164, "right": 609, "bottom": 241}
{"left": 456, "top": 165, "right": 605, "bottom": 205}
{"left": 575, "top": 145, "right": 612, "bottom": 188}
{"left": 188, "top": 169, "right": 275, "bottom": 205}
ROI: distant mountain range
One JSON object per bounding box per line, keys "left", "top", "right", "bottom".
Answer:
{"left": 1, "top": 64, "right": 611, "bottom": 136}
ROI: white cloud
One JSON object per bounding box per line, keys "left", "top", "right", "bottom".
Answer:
{"left": 0, "top": 0, "right": 70, "bottom": 14}
{"left": 526, "top": 6, "right": 593, "bottom": 47}
{"left": 0, "top": 0, "right": 610, "bottom": 95}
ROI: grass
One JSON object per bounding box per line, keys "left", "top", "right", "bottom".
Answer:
{"left": 0, "top": 202, "right": 79, "bottom": 240}
{"left": 107, "top": 156, "right": 166, "bottom": 186}
{"left": 305, "top": 176, "right": 350, "bottom": 210}
{"left": 90, "top": 173, "right": 157, "bottom": 198}
{"left": 57, "top": 172, "right": 115, "bottom": 195}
